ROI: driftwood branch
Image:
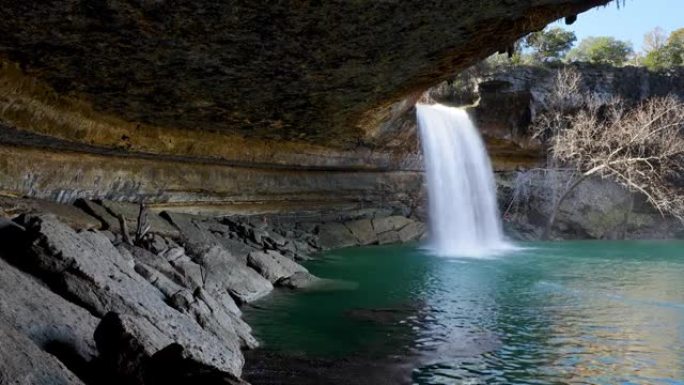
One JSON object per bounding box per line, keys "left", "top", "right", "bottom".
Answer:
{"left": 134, "top": 202, "right": 150, "bottom": 246}
{"left": 117, "top": 214, "right": 133, "bottom": 246}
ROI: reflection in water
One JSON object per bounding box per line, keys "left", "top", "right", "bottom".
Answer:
{"left": 245, "top": 241, "right": 684, "bottom": 384}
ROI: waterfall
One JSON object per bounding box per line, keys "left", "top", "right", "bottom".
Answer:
{"left": 416, "top": 103, "right": 509, "bottom": 257}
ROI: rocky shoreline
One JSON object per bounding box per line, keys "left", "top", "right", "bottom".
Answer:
{"left": 0, "top": 196, "right": 425, "bottom": 385}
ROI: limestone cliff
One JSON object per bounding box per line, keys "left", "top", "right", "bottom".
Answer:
{"left": 437, "top": 64, "right": 684, "bottom": 239}
{"left": 0, "top": 1, "right": 608, "bottom": 216}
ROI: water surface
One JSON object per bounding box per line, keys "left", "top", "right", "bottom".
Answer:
{"left": 245, "top": 241, "right": 684, "bottom": 384}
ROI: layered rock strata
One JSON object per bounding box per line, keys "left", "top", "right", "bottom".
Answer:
{"left": 0, "top": 1, "right": 608, "bottom": 217}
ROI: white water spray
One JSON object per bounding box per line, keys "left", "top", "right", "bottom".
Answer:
{"left": 416, "top": 103, "right": 509, "bottom": 257}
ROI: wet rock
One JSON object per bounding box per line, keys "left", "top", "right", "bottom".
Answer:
{"left": 372, "top": 216, "right": 413, "bottom": 234}
{"left": 397, "top": 221, "right": 426, "bottom": 242}
{"left": 0, "top": 319, "right": 85, "bottom": 385}
{"left": 275, "top": 271, "right": 323, "bottom": 289}
{"left": 344, "top": 219, "right": 378, "bottom": 245}
{"left": 345, "top": 306, "right": 416, "bottom": 325}
{"left": 318, "top": 222, "right": 357, "bottom": 249}
{"left": 17, "top": 214, "right": 245, "bottom": 378}
{"left": 377, "top": 231, "right": 401, "bottom": 245}
{"left": 199, "top": 246, "right": 273, "bottom": 304}
{"left": 187, "top": 289, "right": 258, "bottom": 349}
{"left": 247, "top": 250, "right": 308, "bottom": 284}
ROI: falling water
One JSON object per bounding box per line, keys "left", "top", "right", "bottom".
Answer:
{"left": 416, "top": 103, "right": 508, "bottom": 257}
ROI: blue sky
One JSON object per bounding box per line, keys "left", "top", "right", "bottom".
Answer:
{"left": 549, "top": 0, "right": 684, "bottom": 53}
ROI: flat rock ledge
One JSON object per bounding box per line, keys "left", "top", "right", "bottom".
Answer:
{"left": 0, "top": 196, "right": 424, "bottom": 384}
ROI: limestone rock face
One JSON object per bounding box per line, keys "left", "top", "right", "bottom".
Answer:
{"left": 16, "top": 214, "right": 246, "bottom": 378}
{"left": 428, "top": 64, "right": 684, "bottom": 170}
{"left": 317, "top": 215, "right": 426, "bottom": 249}
{"left": 498, "top": 170, "right": 684, "bottom": 240}
{"left": 0, "top": 1, "right": 606, "bottom": 145}
{"left": 345, "top": 219, "right": 378, "bottom": 246}
{"left": 0, "top": 1, "right": 607, "bottom": 216}
{"left": 318, "top": 223, "right": 358, "bottom": 250}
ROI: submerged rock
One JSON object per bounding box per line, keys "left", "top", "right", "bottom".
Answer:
{"left": 276, "top": 272, "right": 323, "bottom": 289}
{"left": 247, "top": 250, "right": 308, "bottom": 284}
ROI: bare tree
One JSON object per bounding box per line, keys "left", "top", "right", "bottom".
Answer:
{"left": 643, "top": 27, "right": 668, "bottom": 54}
{"left": 532, "top": 68, "right": 684, "bottom": 239}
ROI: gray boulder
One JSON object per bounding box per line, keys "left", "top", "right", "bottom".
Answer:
{"left": 0, "top": 319, "right": 85, "bottom": 385}
{"left": 247, "top": 250, "right": 308, "bottom": 284}
{"left": 163, "top": 212, "right": 219, "bottom": 256}
{"left": 214, "top": 236, "right": 256, "bottom": 264}
{"left": 344, "top": 219, "right": 378, "bottom": 245}
{"left": 0, "top": 257, "right": 99, "bottom": 368}
{"left": 276, "top": 271, "right": 323, "bottom": 289}
{"left": 317, "top": 222, "right": 357, "bottom": 249}
{"left": 377, "top": 230, "right": 401, "bottom": 245}
{"left": 74, "top": 198, "right": 120, "bottom": 231}
{"left": 372, "top": 216, "right": 413, "bottom": 234}
{"left": 398, "top": 221, "right": 426, "bottom": 242}
{"left": 199, "top": 246, "right": 273, "bottom": 304}
{"left": 17, "top": 214, "right": 245, "bottom": 378}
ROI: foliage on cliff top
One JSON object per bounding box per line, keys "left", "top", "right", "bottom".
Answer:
{"left": 642, "top": 28, "right": 684, "bottom": 70}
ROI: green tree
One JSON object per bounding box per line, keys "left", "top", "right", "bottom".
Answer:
{"left": 642, "top": 28, "right": 684, "bottom": 70}
{"left": 665, "top": 28, "right": 684, "bottom": 66}
{"left": 567, "top": 36, "right": 633, "bottom": 66}
{"left": 525, "top": 27, "right": 576, "bottom": 62}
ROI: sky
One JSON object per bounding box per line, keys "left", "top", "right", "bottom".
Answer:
{"left": 549, "top": 0, "right": 684, "bottom": 53}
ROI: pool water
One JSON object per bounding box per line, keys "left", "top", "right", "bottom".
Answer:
{"left": 244, "top": 241, "right": 684, "bottom": 384}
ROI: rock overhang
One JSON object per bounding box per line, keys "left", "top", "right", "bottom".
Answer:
{"left": 0, "top": 0, "right": 610, "bottom": 149}
{"left": 0, "top": 0, "right": 612, "bottom": 209}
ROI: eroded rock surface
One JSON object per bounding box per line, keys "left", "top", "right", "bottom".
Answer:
{"left": 247, "top": 250, "right": 308, "bottom": 284}
{"left": 0, "top": 319, "right": 85, "bottom": 385}
{"left": 0, "top": 257, "right": 99, "bottom": 371}
{"left": 16, "top": 214, "right": 245, "bottom": 378}
{"left": 498, "top": 170, "right": 684, "bottom": 240}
